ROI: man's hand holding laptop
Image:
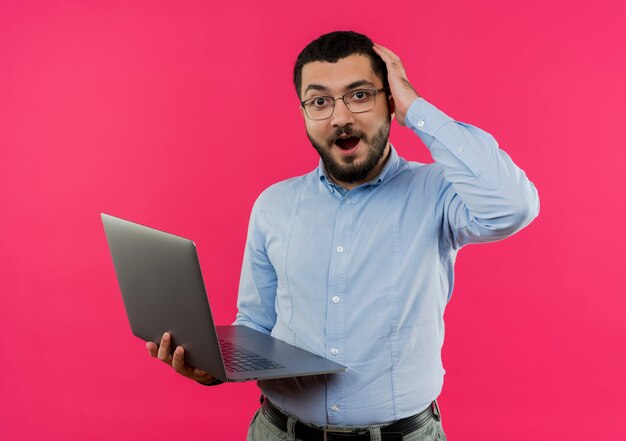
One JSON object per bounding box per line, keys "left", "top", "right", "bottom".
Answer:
{"left": 146, "top": 332, "right": 217, "bottom": 385}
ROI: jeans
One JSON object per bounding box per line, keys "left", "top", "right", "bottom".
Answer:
{"left": 246, "top": 405, "right": 447, "bottom": 441}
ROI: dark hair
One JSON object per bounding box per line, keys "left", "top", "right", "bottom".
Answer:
{"left": 293, "top": 31, "right": 388, "bottom": 98}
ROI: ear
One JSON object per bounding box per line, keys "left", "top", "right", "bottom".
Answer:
{"left": 388, "top": 94, "right": 396, "bottom": 121}
{"left": 299, "top": 105, "right": 306, "bottom": 121}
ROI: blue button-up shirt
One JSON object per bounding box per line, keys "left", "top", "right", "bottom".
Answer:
{"left": 234, "top": 98, "right": 539, "bottom": 426}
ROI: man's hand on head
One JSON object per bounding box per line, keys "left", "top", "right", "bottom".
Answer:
{"left": 373, "top": 43, "right": 420, "bottom": 126}
{"left": 146, "top": 332, "right": 219, "bottom": 386}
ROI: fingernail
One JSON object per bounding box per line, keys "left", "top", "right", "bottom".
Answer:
{"left": 163, "top": 332, "right": 169, "bottom": 340}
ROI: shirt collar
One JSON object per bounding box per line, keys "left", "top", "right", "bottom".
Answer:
{"left": 318, "top": 144, "right": 401, "bottom": 193}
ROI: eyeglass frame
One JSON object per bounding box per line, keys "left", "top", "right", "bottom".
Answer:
{"left": 300, "top": 87, "right": 388, "bottom": 120}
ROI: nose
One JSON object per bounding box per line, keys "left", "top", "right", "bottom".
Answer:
{"left": 331, "top": 99, "right": 355, "bottom": 127}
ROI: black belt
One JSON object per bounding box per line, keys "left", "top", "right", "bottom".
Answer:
{"left": 261, "top": 398, "right": 439, "bottom": 441}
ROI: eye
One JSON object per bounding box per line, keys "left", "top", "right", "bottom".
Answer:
{"left": 307, "top": 97, "right": 332, "bottom": 109}
{"left": 350, "top": 90, "right": 373, "bottom": 102}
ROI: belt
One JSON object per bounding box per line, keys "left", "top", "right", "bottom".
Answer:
{"left": 261, "top": 398, "right": 439, "bottom": 441}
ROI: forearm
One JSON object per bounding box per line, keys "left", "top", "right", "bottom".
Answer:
{"left": 406, "top": 98, "right": 540, "bottom": 244}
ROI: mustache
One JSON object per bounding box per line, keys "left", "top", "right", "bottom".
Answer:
{"left": 326, "top": 127, "right": 367, "bottom": 146}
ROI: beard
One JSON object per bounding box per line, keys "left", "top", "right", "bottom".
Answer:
{"left": 306, "top": 119, "right": 391, "bottom": 185}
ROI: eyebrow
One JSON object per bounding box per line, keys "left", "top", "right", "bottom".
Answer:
{"left": 304, "top": 79, "right": 378, "bottom": 96}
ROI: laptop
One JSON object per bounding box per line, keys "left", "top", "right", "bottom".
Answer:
{"left": 101, "top": 213, "right": 347, "bottom": 382}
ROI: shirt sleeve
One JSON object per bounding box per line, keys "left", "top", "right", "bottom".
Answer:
{"left": 406, "top": 98, "right": 540, "bottom": 249}
{"left": 233, "top": 197, "right": 278, "bottom": 334}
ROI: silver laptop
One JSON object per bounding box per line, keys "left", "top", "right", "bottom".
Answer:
{"left": 101, "top": 213, "right": 347, "bottom": 382}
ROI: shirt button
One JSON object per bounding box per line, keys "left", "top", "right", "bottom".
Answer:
{"left": 330, "top": 348, "right": 339, "bottom": 355}
{"left": 332, "top": 296, "right": 340, "bottom": 304}
{"left": 336, "top": 246, "right": 344, "bottom": 253}
{"left": 457, "top": 147, "right": 464, "bottom": 153}
{"left": 417, "top": 119, "right": 425, "bottom": 127}
{"left": 331, "top": 404, "right": 340, "bottom": 412}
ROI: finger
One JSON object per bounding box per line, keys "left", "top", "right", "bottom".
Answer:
{"left": 192, "top": 368, "right": 216, "bottom": 385}
{"left": 146, "top": 341, "right": 158, "bottom": 357}
{"left": 373, "top": 43, "right": 400, "bottom": 65}
{"left": 172, "top": 346, "right": 188, "bottom": 375}
{"left": 372, "top": 43, "right": 391, "bottom": 57}
{"left": 375, "top": 44, "right": 416, "bottom": 89}
{"left": 192, "top": 367, "right": 209, "bottom": 380}
{"left": 372, "top": 44, "right": 389, "bottom": 63}
{"left": 373, "top": 44, "right": 407, "bottom": 77}
{"left": 157, "top": 332, "right": 173, "bottom": 363}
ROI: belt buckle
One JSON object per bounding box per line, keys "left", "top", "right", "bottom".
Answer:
{"left": 323, "top": 426, "right": 360, "bottom": 441}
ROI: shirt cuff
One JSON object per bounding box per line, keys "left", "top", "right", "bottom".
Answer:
{"left": 405, "top": 98, "right": 455, "bottom": 144}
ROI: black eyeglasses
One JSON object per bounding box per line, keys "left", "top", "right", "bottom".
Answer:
{"left": 301, "top": 88, "right": 387, "bottom": 120}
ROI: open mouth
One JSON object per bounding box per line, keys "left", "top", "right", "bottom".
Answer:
{"left": 335, "top": 136, "right": 360, "bottom": 150}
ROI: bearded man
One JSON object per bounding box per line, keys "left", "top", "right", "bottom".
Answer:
{"left": 149, "top": 31, "right": 540, "bottom": 441}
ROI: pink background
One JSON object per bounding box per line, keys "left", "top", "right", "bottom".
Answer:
{"left": 1, "top": 0, "right": 625, "bottom": 439}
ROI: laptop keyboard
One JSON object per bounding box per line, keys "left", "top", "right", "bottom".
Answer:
{"left": 219, "top": 339, "right": 285, "bottom": 372}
